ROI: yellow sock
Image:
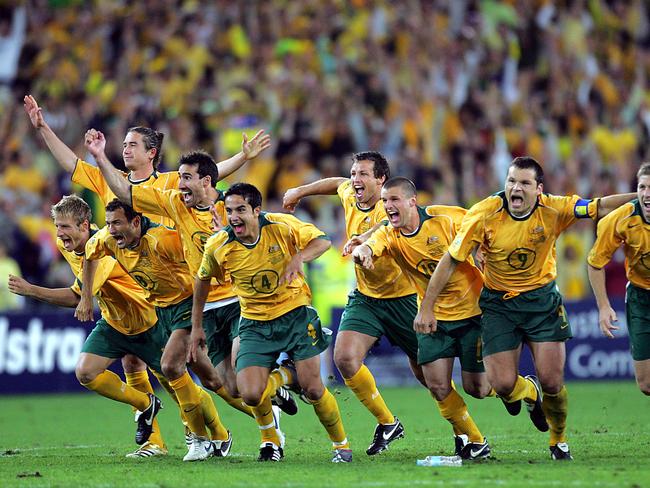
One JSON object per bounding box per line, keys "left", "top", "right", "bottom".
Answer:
{"left": 344, "top": 364, "right": 394, "bottom": 425}
{"left": 150, "top": 370, "right": 180, "bottom": 406}
{"left": 274, "top": 364, "right": 295, "bottom": 386}
{"left": 436, "top": 389, "right": 483, "bottom": 443}
{"left": 430, "top": 390, "right": 461, "bottom": 435}
{"left": 311, "top": 389, "right": 349, "bottom": 449}
{"left": 502, "top": 375, "right": 537, "bottom": 403}
{"left": 542, "top": 386, "right": 568, "bottom": 445}
{"left": 125, "top": 371, "right": 166, "bottom": 449}
{"left": 247, "top": 392, "right": 281, "bottom": 446}
{"left": 199, "top": 388, "right": 229, "bottom": 440}
{"left": 169, "top": 372, "right": 208, "bottom": 437}
{"left": 215, "top": 386, "right": 254, "bottom": 418}
{"left": 82, "top": 370, "right": 150, "bottom": 411}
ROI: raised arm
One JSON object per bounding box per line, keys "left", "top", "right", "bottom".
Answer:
{"left": 84, "top": 129, "right": 132, "bottom": 204}
{"left": 216, "top": 130, "right": 272, "bottom": 180}
{"left": 587, "top": 264, "right": 619, "bottom": 338}
{"left": 8, "top": 274, "right": 80, "bottom": 307}
{"left": 24, "top": 95, "right": 78, "bottom": 172}
{"left": 189, "top": 277, "right": 211, "bottom": 362}
{"left": 597, "top": 193, "right": 636, "bottom": 218}
{"left": 283, "top": 177, "right": 348, "bottom": 212}
{"left": 414, "top": 252, "right": 460, "bottom": 334}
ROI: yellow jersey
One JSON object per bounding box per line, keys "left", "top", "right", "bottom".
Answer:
{"left": 85, "top": 219, "right": 194, "bottom": 308}
{"left": 449, "top": 192, "right": 599, "bottom": 292}
{"left": 337, "top": 180, "right": 416, "bottom": 298}
{"left": 199, "top": 212, "right": 329, "bottom": 320}
{"left": 131, "top": 185, "right": 235, "bottom": 303}
{"left": 366, "top": 206, "right": 483, "bottom": 320}
{"left": 588, "top": 200, "right": 650, "bottom": 290}
{"left": 58, "top": 232, "right": 157, "bottom": 335}
{"left": 72, "top": 159, "right": 179, "bottom": 228}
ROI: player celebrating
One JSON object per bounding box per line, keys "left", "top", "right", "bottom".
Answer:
{"left": 283, "top": 152, "right": 421, "bottom": 455}
{"left": 588, "top": 163, "right": 650, "bottom": 396}
{"left": 83, "top": 199, "right": 231, "bottom": 461}
{"left": 191, "top": 183, "right": 352, "bottom": 463}
{"left": 352, "top": 178, "right": 491, "bottom": 459}
{"left": 8, "top": 195, "right": 164, "bottom": 455}
{"left": 416, "top": 156, "right": 635, "bottom": 460}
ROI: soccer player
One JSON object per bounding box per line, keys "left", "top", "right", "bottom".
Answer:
{"left": 416, "top": 156, "right": 635, "bottom": 460}
{"left": 7, "top": 195, "right": 165, "bottom": 456}
{"left": 23, "top": 95, "right": 271, "bottom": 417}
{"left": 352, "top": 177, "right": 491, "bottom": 459}
{"left": 88, "top": 144, "right": 296, "bottom": 423}
{"left": 283, "top": 152, "right": 420, "bottom": 455}
{"left": 588, "top": 162, "right": 650, "bottom": 396}
{"left": 82, "top": 199, "right": 231, "bottom": 461}
{"left": 191, "top": 183, "right": 352, "bottom": 463}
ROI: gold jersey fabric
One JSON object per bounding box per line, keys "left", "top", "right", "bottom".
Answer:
{"left": 131, "top": 185, "right": 235, "bottom": 303}
{"left": 72, "top": 159, "right": 179, "bottom": 228}
{"left": 59, "top": 232, "right": 157, "bottom": 335}
{"left": 588, "top": 200, "right": 650, "bottom": 289}
{"left": 366, "top": 205, "right": 483, "bottom": 321}
{"left": 337, "top": 180, "right": 416, "bottom": 298}
{"left": 85, "top": 219, "right": 194, "bottom": 308}
{"left": 449, "top": 192, "right": 599, "bottom": 292}
{"left": 199, "top": 212, "right": 329, "bottom": 321}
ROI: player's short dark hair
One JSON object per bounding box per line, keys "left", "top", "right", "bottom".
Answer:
{"left": 352, "top": 151, "right": 390, "bottom": 180}
{"left": 637, "top": 162, "right": 650, "bottom": 179}
{"left": 383, "top": 177, "right": 416, "bottom": 198}
{"left": 178, "top": 150, "right": 219, "bottom": 188}
{"left": 105, "top": 199, "right": 141, "bottom": 222}
{"left": 510, "top": 156, "right": 544, "bottom": 185}
{"left": 225, "top": 183, "right": 262, "bottom": 210}
{"left": 51, "top": 195, "right": 92, "bottom": 225}
{"left": 127, "top": 126, "right": 164, "bottom": 168}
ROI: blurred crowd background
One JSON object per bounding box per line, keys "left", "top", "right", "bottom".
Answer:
{"left": 1, "top": 0, "right": 648, "bottom": 313}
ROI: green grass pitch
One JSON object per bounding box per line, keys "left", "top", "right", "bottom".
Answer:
{"left": 1, "top": 382, "right": 648, "bottom": 487}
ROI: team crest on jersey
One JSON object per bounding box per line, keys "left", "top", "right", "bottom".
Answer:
{"left": 268, "top": 244, "right": 284, "bottom": 264}
{"left": 268, "top": 244, "right": 280, "bottom": 253}
{"left": 529, "top": 226, "right": 546, "bottom": 244}
{"left": 427, "top": 236, "right": 439, "bottom": 244}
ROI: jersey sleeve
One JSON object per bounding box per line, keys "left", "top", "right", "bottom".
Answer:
{"left": 85, "top": 227, "right": 113, "bottom": 261}
{"left": 198, "top": 232, "right": 227, "bottom": 281}
{"left": 71, "top": 159, "right": 121, "bottom": 205}
{"left": 546, "top": 194, "right": 599, "bottom": 231}
{"left": 336, "top": 179, "right": 353, "bottom": 204}
{"left": 365, "top": 225, "right": 391, "bottom": 257}
{"left": 131, "top": 185, "right": 176, "bottom": 220}
{"left": 448, "top": 202, "right": 486, "bottom": 262}
{"left": 587, "top": 209, "right": 623, "bottom": 269}
{"left": 70, "top": 256, "right": 117, "bottom": 296}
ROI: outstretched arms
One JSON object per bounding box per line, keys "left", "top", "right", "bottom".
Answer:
{"left": 8, "top": 274, "right": 80, "bottom": 307}
{"left": 24, "top": 95, "right": 78, "bottom": 172}
{"left": 283, "top": 177, "right": 348, "bottom": 212}
{"left": 84, "top": 129, "right": 132, "bottom": 204}
{"left": 217, "top": 130, "right": 272, "bottom": 180}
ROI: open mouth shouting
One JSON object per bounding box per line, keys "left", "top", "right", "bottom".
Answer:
{"left": 181, "top": 189, "right": 193, "bottom": 205}
{"left": 386, "top": 208, "right": 401, "bottom": 226}
{"left": 353, "top": 184, "right": 365, "bottom": 201}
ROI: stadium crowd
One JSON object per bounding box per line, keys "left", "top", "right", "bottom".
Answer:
{"left": 1, "top": 0, "right": 649, "bottom": 307}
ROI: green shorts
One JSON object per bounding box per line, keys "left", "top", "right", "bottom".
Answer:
{"left": 626, "top": 284, "right": 650, "bottom": 361}
{"left": 339, "top": 289, "right": 418, "bottom": 360}
{"left": 81, "top": 318, "right": 167, "bottom": 373}
{"left": 203, "top": 301, "right": 240, "bottom": 367}
{"left": 155, "top": 295, "right": 193, "bottom": 336}
{"left": 417, "top": 315, "right": 485, "bottom": 372}
{"left": 236, "top": 306, "right": 330, "bottom": 371}
{"left": 479, "top": 281, "right": 571, "bottom": 357}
